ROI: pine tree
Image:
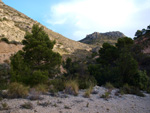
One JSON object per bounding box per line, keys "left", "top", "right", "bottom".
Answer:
{"left": 11, "top": 24, "right": 61, "bottom": 85}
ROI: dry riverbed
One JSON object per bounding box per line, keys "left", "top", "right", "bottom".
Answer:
{"left": 0, "top": 86, "right": 150, "bottom": 113}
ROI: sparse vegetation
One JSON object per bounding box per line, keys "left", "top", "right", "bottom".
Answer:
{"left": 7, "top": 82, "right": 29, "bottom": 98}
{"left": 20, "top": 102, "right": 33, "bottom": 109}
{"left": 65, "top": 80, "right": 79, "bottom": 96}
{"left": 28, "top": 88, "right": 43, "bottom": 100}
{"left": 0, "top": 102, "right": 9, "bottom": 110}
{"left": 84, "top": 84, "right": 93, "bottom": 98}
{"left": 64, "top": 105, "right": 71, "bottom": 109}
{"left": 100, "top": 91, "right": 111, "bottom": 99}
{"left": 119, "top": 84, "right": 145, "bottom": 97}
{"left": 34, "top": 84, "right": 48, "bottom": 94}
{"left": 37, "top": 101, "right": 51, "bottom": 107}
{"left": 105, "top": 82, "right": 114, "bottom": 90}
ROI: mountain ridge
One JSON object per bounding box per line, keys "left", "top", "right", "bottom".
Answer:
{"left": 80, "top": 31, "right": 125, "bottom": 46}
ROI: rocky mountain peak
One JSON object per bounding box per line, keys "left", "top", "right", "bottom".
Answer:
{"left": 80, "top": 31, "right": 125, "bottom": 46}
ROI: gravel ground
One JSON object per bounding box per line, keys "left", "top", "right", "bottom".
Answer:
{"left": 0, "top": 86, "right": 150, "bottom": 113}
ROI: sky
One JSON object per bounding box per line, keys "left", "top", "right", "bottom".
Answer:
{"left": 3, "top": 0, "right": 150, "bottom": 41}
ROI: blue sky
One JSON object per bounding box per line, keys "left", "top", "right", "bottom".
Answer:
{"left": 3, "top": 0, "right": 150, "bottom": 41}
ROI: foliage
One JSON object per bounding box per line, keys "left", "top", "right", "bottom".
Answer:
{"left": 48, "top": 78, "right": 65, "bottom": 92}
{"left": 10, "top": 24, "right": 61, "bottom": 86}
{"left": 0, "top": 38, "right": 9, "bottom": 43}
{"left": 88, "top": 37, "right": 149, "bottom": 91}
{"left": 7, "top": 82, "right": 29, "bottom": 98}
{"left": 29, "top": 70, "right": 48, "bottom": 86}
{"left": 22, "top": 24, "right": 61, "bottom": 72}
{"left": 0, "top": 64, "right": 10, "bottom": 90}
{"left": 119, "top": 84, "right": 145, "bottom": 97}
{"left": 77, "top": 76, "right": 96, "bottom": 89}
{"left": 135, "top": 30, "right": 142, "bottom": 38}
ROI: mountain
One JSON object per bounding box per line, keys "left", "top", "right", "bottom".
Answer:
{"left": 0, "top": 1, "right": 92, "bottom": 63}
{"left": 80, "top": 31, "right": 125, "bottom": 46}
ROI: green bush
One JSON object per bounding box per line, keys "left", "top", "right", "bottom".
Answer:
{"left": 7, "top": 82, "right": 29, "bottom": 98}
{"left": 29, "top": 70, "right": 48, "bottom": 86}
{"left": 131, "top": 70, "right": 149, "bottom": 90}
{"left": 120, "top": 84, "right": 145, "bottom": 97}
{"left": 77, "top": 76, "right": 96, "bottom": 89}
{"left": 1, "top": 38, "right": 9, "bottom": 43}
{"left": 9, "top": 40, "right": 21, "bottom": 45}
{"left": 0, "top": 64, "right": 10, "bottom": 90}
{"left": 88, "top": 37, "right": 149, "bottom": 91}
{"left": 49, "top": 78, "right": 65, "bottom": 92}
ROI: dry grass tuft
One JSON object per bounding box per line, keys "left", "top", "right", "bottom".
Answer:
{"left": 65, "top": 80, "right": 79, "bottom": 96}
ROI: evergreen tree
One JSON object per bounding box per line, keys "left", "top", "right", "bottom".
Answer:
{"left": 10, "top": 24, "right": 61, "bottom": 86}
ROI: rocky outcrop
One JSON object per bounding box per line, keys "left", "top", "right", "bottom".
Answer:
{"left": 80, "top": 31, "right": 125, "bottom": 47}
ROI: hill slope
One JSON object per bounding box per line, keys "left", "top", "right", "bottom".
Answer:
{"left": 0, "top": 1, "right": 92, "bottom": 62}
{"left": 134, "top": 30, "right": 150, "bottom": 54}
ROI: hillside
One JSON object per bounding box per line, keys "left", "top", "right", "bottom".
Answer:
{"left": 0, "top": 0, "right": 92, "bottom": 63}
{"left": 80, "top": 31, "right": 125, "bottom": 46}
{"left": 134, "top": 29, "right": 150, "bottom": 54}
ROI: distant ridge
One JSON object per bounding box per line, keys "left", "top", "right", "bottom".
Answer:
{"left": 80, "top": 31, "right": 125, "bottom": 46}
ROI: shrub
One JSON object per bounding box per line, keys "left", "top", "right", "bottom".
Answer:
{"left": 20, "top": 102, "right": 33, "bottom": 109}
{"left": 1, "top": 38, "right": 9, "bottom": 43}
{"left": 104, "top": 82, "right": 114, "bottom": 90}
{"left": 28, "top": 88, "right": 43, "bottom": 100}
{"left": 77, "top": 76, "right": 97, "bottom": 89}
{"left": 34, "top": 84, "right": 48, "bottom": 94}
{"left": 0, "top": 64, "right": 10, "bottom": 90}
{"left": 84, "top": 84, "right": 93, "bottom": 98}
{"left": 65, "top": 80, "right": 79, "bottom": 96}
{"left": 37, "top": 101, "right": 51, "bottom": 107}
{"left": 131, "top": 70, "right": 149, "bottom": 90}
{"left": 3, "top": 17, "right": 8, "bottom": 21}
{"left": 7, "top": 82, "right": 29, "bottom": 98}
{"left": 49, "top": 78, "right": 65, "bottom": 92}
{"left": 100, "top": 91, "right": 111, "bottom": 99}
{"left": 9, "top": 40, "right": 21, "bottom": 45}
{"left": 0, "top": 102, "right": 9, "bottom": 110}
{"left": 119, "top": 84, "right": 145, "bottom": 97}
